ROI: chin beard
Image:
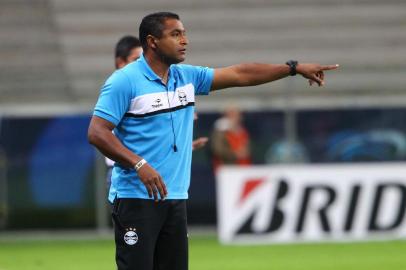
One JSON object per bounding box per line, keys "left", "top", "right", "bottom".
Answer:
{"left": 158, "top": 52, "right": 183, "bottom": 65}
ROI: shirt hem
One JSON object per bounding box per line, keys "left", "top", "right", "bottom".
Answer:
{"left": 109, "top": 192, "right": 188, "bottom": 202}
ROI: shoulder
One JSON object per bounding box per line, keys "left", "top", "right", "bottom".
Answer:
{"left": 111, "top": 61, "right": 145, "bottom": 95}
{"left": 119, "top": 61, "right": 143, "bottom": 79}
{"left": 172, "top": 64, "right": 213, "bottom": 79}
{"left": 173, "top": 64, "right": 200, "bottom": 73}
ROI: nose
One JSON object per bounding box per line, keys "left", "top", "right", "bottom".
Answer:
{"left": 181, "top": 34, "right": 188, "bottom": 45}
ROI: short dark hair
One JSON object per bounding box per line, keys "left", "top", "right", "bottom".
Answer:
{"left": 139, "top": 12, "right": 180, "bottom": 50}
{"left": 115, "top": 35, "right": 141, "bottom": 60}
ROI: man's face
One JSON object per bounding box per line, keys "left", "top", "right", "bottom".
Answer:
{"left": 154, "top": 18, "right": 188, "bottom": 64}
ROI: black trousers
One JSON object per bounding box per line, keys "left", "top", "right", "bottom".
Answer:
{"left": 112, "top": 198, "right": 188, "bottom": 270}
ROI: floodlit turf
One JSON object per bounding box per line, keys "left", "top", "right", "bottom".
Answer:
{"left": 190, "top": 237, "right": 406, "bottom": 270}
{"left": 0, "top": 236, "right": 405, "bottom": 270}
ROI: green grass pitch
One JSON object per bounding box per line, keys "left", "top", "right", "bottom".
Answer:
{"left": 0, "top": 236, "right": 405, "bottom": 270}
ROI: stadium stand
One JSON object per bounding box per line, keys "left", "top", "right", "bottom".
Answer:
{"left": 1, "top": 0, "right": 406, "bottom": 112}
{"left": 0, "top": 0, "right": 72, "bottom": 106}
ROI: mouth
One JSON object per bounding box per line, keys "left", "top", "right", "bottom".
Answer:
{"left": 179, "top": 48, "right": 186, "bottom": 55}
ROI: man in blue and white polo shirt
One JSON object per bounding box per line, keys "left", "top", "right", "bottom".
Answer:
{"left": 88, "top": 12, "right": 339, "bottom": 270}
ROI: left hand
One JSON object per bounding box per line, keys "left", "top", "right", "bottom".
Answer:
{"left": 296, "top": 63, "right": 339, "bottom": 87}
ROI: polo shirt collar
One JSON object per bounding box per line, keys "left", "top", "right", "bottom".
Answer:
{"left": 139, "top": 54, "right": 160, "bottom": 81}
{"left": 139, "top": 54, "right": 177, "bottom": 84}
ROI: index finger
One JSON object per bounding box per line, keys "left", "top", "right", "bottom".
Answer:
{"left": 156, "top": 175, "right": 168, "bottom": 200}
{"left": 145, "top": 182, "right": 153, "bottom": 199}
{"left": 321, "top": 64, "right": 339, "bottom": 71}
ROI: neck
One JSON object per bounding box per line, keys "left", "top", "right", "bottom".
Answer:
{"left": 144, "top": 51, "right": 170, "bottom": 84}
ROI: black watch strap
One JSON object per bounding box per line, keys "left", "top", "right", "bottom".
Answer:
{"left": 286, "top": 60, "right": 298, "bottom": 76}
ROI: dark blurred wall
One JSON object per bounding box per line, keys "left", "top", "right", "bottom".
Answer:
{"left": 0, "top": 115, "right": 95, "bottom": 228}
{"left": 1, "top": 107, "right": 406, "bottom": 228}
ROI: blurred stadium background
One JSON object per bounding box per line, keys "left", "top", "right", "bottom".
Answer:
{"left": 1, "top": 0, "right": 406, "bottom": 269}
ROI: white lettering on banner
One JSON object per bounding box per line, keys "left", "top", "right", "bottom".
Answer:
{"left": 216, "top": 163, "right": 406, "bottom": 244}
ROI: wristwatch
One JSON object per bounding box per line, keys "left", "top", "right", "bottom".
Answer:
{"left": 285, "top": 60, "right": 298, "bottom": 76}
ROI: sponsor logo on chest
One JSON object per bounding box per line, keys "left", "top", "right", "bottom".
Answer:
{"left": 152, "top": 98, "right": 163, "bottom": 109}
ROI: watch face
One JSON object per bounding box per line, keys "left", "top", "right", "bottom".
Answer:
{"left": 286, "top": 60, "right": 297, "bottom": 76}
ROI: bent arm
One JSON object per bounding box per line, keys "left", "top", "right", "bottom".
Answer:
{"left": 211, "top": 62, "right": 339, "bottom": 91}
{"left": 88, "top": 115, "right": 168, "bottom": 200}
{"left": 87, "top": 115, "right": 141, "bottom": 168}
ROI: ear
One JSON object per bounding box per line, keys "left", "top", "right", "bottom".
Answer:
{"left": 146, "top": 35, "right": 158, "bottom": 50}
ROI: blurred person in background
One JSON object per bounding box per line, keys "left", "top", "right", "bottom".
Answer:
{"left": 211, "top": 105, "right": 251, "bottom": 171}
{"left": 115, "top": 35, "right": 143, "bottom": 69}
{"left": 88, "top": 12, "right": 338, "bottom": 270}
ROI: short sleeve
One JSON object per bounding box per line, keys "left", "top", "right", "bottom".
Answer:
{"left": 177, "top": 65, "right": 214, "bottom": 95}
{"left": 93, "top": 70, "right": 132, "bottom": 126}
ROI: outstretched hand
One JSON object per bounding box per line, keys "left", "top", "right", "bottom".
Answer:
{"left": 297, "top": 63, "right": 339, "bottom": 87}
{"left": 136, "top": 163, "right": 168, "bottom": 201}
{"left": 192, "top": 137, "right": 209, "bottom": 150}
